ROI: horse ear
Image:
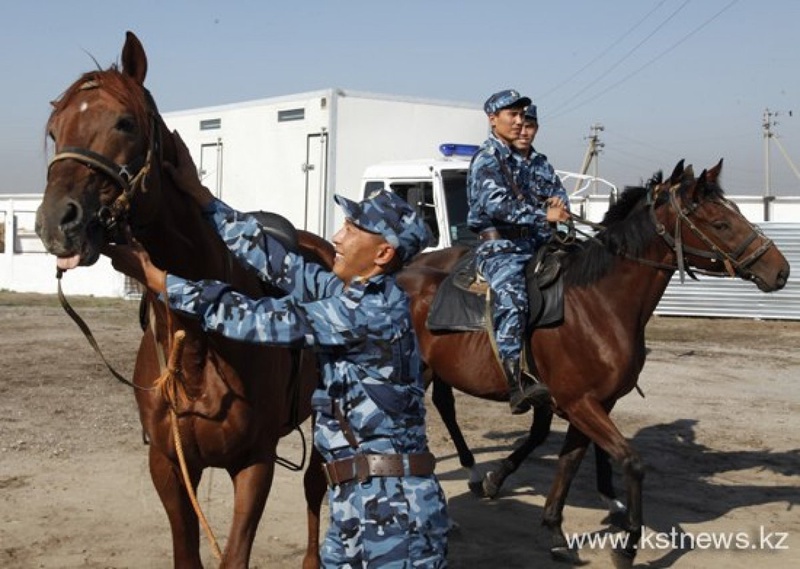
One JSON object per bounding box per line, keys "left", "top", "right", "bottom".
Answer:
{"left": 669, "top": 160, "right": 685, "bottom": 184}
{"left": 706, "top": 159, "right": 723, "bottom": 184}
{"left": 121, "top": 31, "right": 148, "bottom": 85}
{"left": 682, "top": 164, "right": 694, "bottom": 182}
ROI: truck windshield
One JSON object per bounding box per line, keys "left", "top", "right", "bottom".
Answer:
{"left": 441, "top": 169, "right": 479, "bottom": 247}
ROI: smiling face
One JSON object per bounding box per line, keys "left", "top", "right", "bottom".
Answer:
{"left": 514, "top": 119, "right": 539, "bottom": 154}
{"left": 331, "top": 220, "right": 396, "bottom": 286}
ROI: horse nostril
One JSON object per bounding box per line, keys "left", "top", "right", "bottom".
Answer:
{"left": 59, "top": 199, "right": 83, "bottom": 232}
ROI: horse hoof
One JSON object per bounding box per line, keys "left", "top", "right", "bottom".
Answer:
{"left": 550, "top": 546, "right": 581, "bottom": 564}
{"left": 611, "top": 549, "right": 635, "bottom": 569}
{"left": 468, "top": 480, "right": 486, "bottom": 497}
{"left": 608, "top": 510, "right": 629, "bottom": 530}
{"left": 481, "top": 471, "right": 502, "bottom": 499}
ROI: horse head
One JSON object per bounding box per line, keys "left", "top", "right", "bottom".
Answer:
{"left": 36, "top": 31, "right": 171, "bottom": 270}
{"left": 652, "top": 160, "right": 790, "bottom": 292}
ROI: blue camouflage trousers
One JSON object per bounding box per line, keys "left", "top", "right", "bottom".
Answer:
{"left": 321, "top": 475, "right": 449, "bottom": 568}
{"left": 475, "top": 239, "right": 531, "bottom": 368}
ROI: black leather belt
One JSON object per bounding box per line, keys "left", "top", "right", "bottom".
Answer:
{"left": 323, "top": 452, "right": 436, "bottom": 487}
{"left": 479, "top": 226, "right": 534, "bottom": 241}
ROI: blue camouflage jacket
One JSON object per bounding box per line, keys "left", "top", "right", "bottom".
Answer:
{"left": 467, "top": 133, "right": 568, "bottom": 247}
{"left": 164, "top": 199, "right": 429, "bottom": 463}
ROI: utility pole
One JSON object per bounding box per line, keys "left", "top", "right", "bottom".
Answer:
{"left": 763, "top": 108, "right": 776, "bottom": 199}
{"left": 762, "top": 108, "right": 799, "bottom": 221}
{"left": 576, "top": 123, "right": 605, "bottom": 194}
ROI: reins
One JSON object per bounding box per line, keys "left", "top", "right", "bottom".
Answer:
{"left": 56, "top": 268, "right": 153, "bottom": 391}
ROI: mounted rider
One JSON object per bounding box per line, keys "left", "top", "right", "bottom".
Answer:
{"left": 467, "top": 90, "right": 570, "bottom": 414}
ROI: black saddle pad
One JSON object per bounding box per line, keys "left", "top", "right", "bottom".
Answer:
{"left": 426, "top": 250, "right": 564, "bottom": 332}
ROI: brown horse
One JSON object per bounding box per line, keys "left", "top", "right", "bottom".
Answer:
{"left": 36, "top": 32, "right": 329, "bottom": 569}
{"left": 398, "top": 161, "right": 790, "bottom": 567}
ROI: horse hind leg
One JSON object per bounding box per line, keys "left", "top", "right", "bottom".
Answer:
{"left": 482, "top": 405, "right": 554, "bottom": 499}
{"left": 430, "top": 376, "right": 482, "bottom": 494}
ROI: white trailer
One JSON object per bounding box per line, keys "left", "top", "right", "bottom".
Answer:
{"left": 163, "top": 89, "right": 488, "bottom": 240}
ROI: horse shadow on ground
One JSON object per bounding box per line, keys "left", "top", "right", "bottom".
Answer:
{"left": 440, "top": 418, "right": 799, "bottom": 568}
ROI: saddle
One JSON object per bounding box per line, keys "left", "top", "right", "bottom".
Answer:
{"left": 426, "top": 245, "right": 565, "bottom": 333}
{"left": 247, "top": 210, "right": 300, "bottom": 253}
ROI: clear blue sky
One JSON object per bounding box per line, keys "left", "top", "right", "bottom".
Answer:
{"left": 3, "top": 0, "right": 799, "bottom": 196}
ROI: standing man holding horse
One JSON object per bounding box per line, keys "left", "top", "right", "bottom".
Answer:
{"left": 467, "top": 89, "right": 570, "bottom": 414}
{"left": 103, "top": 134, "right": 449, "bottom": 568}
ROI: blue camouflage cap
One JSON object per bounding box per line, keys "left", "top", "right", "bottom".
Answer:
{"left": 483, "top": 89, "right": 531, "bottom": 115}
{"left": 524, "top": 104, "right": 538, "bottom": 122}
{"left": 334, "top": 190, "right": 430, "bottom": 264}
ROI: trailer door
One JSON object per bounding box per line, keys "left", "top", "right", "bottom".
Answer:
{"left": 199, "top": 140, "right": 224, "bottom": 199}
{"left": 303, "top": 131, "right": 329, "bottom": 235}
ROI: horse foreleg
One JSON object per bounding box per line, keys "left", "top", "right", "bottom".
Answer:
{"left": 562, "top": 401, "right": 644, "bottom": 569}
{"left": 482, "top": 405, "right": 554, "bottom": 499}
{"left": 542, "top": 424, "right": 590, "bottom": 564}
{"left": 225, "top": 459, "right": 275, "bottom": 568}
{"left": 148, "top": 445, "right": 203, "bottom": 569}
{"left": 594, "top": 444, "right": 627, "bottom": 528}
{"left": 302, "top": 447, "right": 326, "bottom": 569}
{"left": 430, "top": 376, "right": 481, "bottom": 493}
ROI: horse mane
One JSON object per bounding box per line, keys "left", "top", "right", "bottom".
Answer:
{"left": 562, "top": 172, "right": 666, "bottom": 287}
{"left": 48, "top": 67, "right": 152, "bottom": 139}
{"left": 562, "top": 166, "right": 728, "bottom": 287}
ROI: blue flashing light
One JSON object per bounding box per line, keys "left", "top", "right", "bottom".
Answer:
{"left": 439, "top": 143, "right": 480, "bottom": 158}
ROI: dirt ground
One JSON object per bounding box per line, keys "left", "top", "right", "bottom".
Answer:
{"left": 1, "top": 291, "right": 798, "bottom": 569}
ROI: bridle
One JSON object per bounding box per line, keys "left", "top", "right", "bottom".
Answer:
{"left": 648, "top": 181, "right": 775, "bottom": 284}
{"left": 47, "top": 80, "right": 162, "bottom": 235}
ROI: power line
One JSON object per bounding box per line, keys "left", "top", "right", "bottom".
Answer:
{"left": 549, "top": 0, "right": 740, "bottom": 120}
{"left": 538, "top": 0, "right": 669, "bottom": 101}
{"left": 547, "top": 0, "right": 692, "bottom": 116}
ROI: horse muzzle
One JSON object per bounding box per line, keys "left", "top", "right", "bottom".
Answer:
{"left": 35, "top": 194, "right": 104, "bottom": 268}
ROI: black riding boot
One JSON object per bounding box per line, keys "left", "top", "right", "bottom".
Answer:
{"left": 506, "top": 360, "right": 550, "bottom": 415}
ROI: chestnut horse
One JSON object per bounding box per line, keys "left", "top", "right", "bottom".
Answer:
{"left": 398, "top": 161, "right": 789, "bottom": 566}
{"left": 36, "top": 32, "right": 329, "bottom": 568}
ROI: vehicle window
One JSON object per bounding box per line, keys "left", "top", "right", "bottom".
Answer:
{"left": 441, "top": 170, "right": 478, "bottom": 247}
{"left": 390, "top": 182, "right": 439, "bottom": 248}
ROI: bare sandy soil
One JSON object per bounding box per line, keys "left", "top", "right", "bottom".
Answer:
{"left": 1, "top": 291, "right": 798, "bottom": 568}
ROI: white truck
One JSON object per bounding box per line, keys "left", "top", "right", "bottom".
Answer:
{"left": 360, "top": 143, "right": 620, "bottom": 252}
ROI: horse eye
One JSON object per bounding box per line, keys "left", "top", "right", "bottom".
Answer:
{"left": 712, "top": 220, "right": 730, "bottom": 231}
{"left": 115, "top": 116, "right": 137, "bottom": 133}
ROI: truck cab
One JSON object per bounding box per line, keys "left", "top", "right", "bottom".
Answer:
{"left": 360, "top": 144, "right": 481, "bottom": 250}
{"left": 360, "top": 143, "right": 619, "bottom": 251}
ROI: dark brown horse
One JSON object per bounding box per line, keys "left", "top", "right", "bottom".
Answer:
{"left": 36, "top": 32, "right": 330, "bottom": 569}
{"left": 398, "top": 161, "right": 790, "bottom": 566}
{"left": 410, "top": 246, "right": 624, "bottom": 523}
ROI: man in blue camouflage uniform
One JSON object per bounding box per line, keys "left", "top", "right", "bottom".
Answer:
{"left": 103, "top": 133, "right": 449, "bottom": 568}
{"left": 467, "top": 90, "right": 570, "bottom": 414}
{"left": 514, "top": 104, "right": 570, "bottom": 208}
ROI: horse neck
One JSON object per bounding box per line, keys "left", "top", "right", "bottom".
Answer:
{"left": 602, "top": 235, "right": 677, "bottom": 325}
